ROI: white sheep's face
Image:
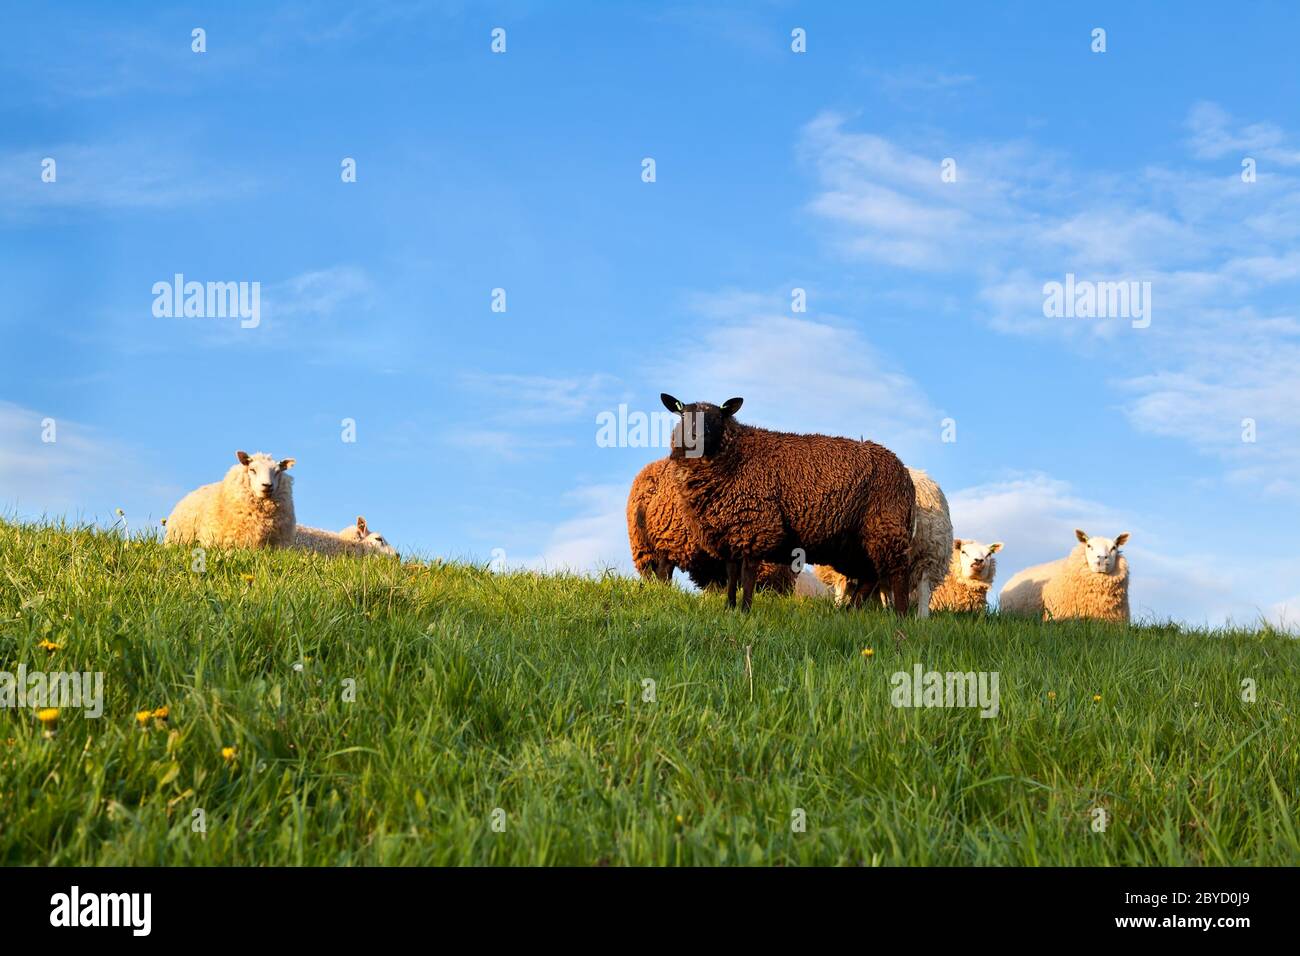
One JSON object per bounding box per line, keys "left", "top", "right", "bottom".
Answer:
{"left": 1076, "top": 529, "right": 1130, "bottom": 574}
{"left": 957, "top": 540, "right": 1002, "bottom": 582}
{"left": 362, "top": 532, "right": 398, "bottom": 557}
{"left": 341, "top": 517, "right": 398, "bottom": 557}
{"left": 237, "top": 451, "right": 294, "bottom": 499}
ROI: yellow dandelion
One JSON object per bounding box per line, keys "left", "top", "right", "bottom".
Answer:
{"left": 36, "top": 708, "right": 59, "bottom": 726}
{"left": 675, "top": 814, "right": 684, "bottom": 825}
{"left": 241, "top": 574, "right": 255, "bottom": 584}
{"left": 861, "top": 647, "right": 874, "bottom": 658}
{"left": 152, "top": 706, "right": 169, "bottom": 720}
{"left": 1047, "top": 691, "right": 1056, "bottom": 700}
{"left": 221, "top": 746, "right": 237, "bottom": 761}
{"left": 1092, "top": 694, "right": 1102, "bottom": 703}
{"left": 37, "top": 639, "right": 61, "bottom": 651}
{"left": 135, "top": 710, "right": 152, "bottom": 726}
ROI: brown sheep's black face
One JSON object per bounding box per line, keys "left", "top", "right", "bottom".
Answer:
{"left": 660, "top": 394, "right": 743, "bottom": 460}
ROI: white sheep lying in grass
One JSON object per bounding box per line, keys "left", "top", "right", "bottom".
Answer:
{"left": 929, "top": 539, "right": 1002, "bottom": 612}
{"left": 293, "top": 516, "right": 398, "bottom": 558}
{"left": 810, "top": 468, "right": 953, "bottom": 617}
{"left": 999, "top": 529, "right": 1130, "bottom": 623}
{"left": 164, "top": 451, "right": 296, "bottom": 549}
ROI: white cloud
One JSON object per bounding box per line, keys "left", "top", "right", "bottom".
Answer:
{"left": 800, "top": 106, "right": 1300, "bottom": 494}
{"left": 517, "top": 483, "right": 632, "bottom": 575}
{"left": 947, "top": 473, "right": 1120, "bottom": 563}
{"left": 1268, "top": 595, "right": 1300, "bottom": 634}
{"left": 866, "top": 67, "right": 976, "bottom": 97}
{"left": 1185, "top": 101, "right": 1300, "bottom": 165}
{"left": 442, "top": 427, "right": 574, "bottom": 462}
{"left": 0, "top": 401, "right": 177, "bottom": 525}
{"left": 655, "top": 292, "right": 940, "bottom": 459}
{"left": 0, "top": 144, "right": 253, "bottom": 216}
{"left": 458, "top": 372, "right": 619, "bottom": 425}
{"left": 262, "top": 267, "right": 373, "bottom": 319}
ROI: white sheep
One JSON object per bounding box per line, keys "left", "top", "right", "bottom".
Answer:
{"left": 795, "top": 568, "right": 832, "bottom": 598}
{"left": 999, "top": 529, "right": 1130, "bottom": 623}
{"left": 929, "top": 539, "right": 1003, "bottom": 612}
{"left": 164, "top": 450, "right": 296, "bottom": 549}
{"left": 810, "top": 468, "right": 953, "bottom": 617}
{"left": 293, "top": 516, "right": 398, "bottom": 558}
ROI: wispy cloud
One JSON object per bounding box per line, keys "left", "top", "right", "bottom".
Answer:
{"left": 1185, "top": 101, "right": 1300, "bottom": 165}
{"left": 458, "top": 372, "right": 619, "bottom": 425}
{"left": 0, "top": 401, "right": 177, "bottom": 524}
{"left": 0, "top": 144, "right": 254, "bottom": 216}
{"left": 656, "top": 289, "right": 941, "bottom": 458}
{"left": 865, "top": 66, "right": 976, "bottom": 98}
{"left": 799, "top": 105, "right": 1300, "bottom": 493}
{"left": 516, "top": 482, "right": 631, "bottom": 574}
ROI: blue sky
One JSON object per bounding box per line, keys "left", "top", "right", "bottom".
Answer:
{"left": 3, "top": 1, "right": 1300, "bottom": 628}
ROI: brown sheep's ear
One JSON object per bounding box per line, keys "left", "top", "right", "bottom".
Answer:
{"left": 952, "top": 538, "right": 963, "bottom": 550}
{"left": 721, "top": 397, "right": 743, "bottom": 417}
{"left": 988, "top": 542, "right": 1003, "bottom": 553}
{"left": 1114, "top": 532, "right": 1130, "bottom": 547}
{"left": 280, "top": 458, "right": 295, "bottom": 470}
{"left": 660, "top": 393, "right": 684, "bottom": 413}
{"left": 356, "top": 516, "right": 368, "bottom": 534}
{"left": 236, "top": 450, "right": 251, "bottom": 465}
{"left": 1074, "top": 528, "right": 1089, "bottom": 544}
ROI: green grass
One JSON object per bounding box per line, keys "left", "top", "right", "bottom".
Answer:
{"left": 1, "top": 519, "right": 1297, "bottom": 865}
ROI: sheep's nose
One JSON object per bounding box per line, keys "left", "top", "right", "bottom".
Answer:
{"left": 260, "top": 483, "right": 273, "bottom": 494}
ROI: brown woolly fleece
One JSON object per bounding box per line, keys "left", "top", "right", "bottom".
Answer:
{"left": 929, "top": 548, "right": 995, "bottom": 613}
{"left": 812, "top": 468, "right": 953, "bottom": 612}
{"left": 661, "top": 397, "right": 915, "bottom": 611}
{"left": 626, "top": 458, "right": 793, "bottom": 592}
{"left": 688, "top": 554, "right": 796, "bottom": 594}
{"left": 164, "top": 454, "right": 296, "bottom": 549}
{"left": 1042, "top": 543, "right": 1130, "bottom": 623}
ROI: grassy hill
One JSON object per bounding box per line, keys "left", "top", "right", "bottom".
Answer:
{"left": 1, "top": 519, "right": 1297, "bottom": 865}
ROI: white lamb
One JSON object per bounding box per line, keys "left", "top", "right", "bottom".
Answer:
{"left": 293, "top": 516, "right": 398, "bottom": 558}
{"left": 999, "top": 529, "right": 1131, "bottom": 623}
{"left": 929, "top": 539, "right": 1003, "bottom": 613}
{"left": 164, "top": 450, "right": 296, "bottom": 549}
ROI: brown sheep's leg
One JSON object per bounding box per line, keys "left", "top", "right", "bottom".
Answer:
{"left": 725, "top": 560, "right": 739, "bottom": 609}
{"left": 890, "top": 573, "right": 909, "bottom": 616}
{"left": 654, "top": 557, "right": 673, "bottom": 582}
{"left": 740, "top": 558, "right": 758, "bottom": 612}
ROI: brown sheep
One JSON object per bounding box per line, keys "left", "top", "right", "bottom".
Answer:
{"left": 687, "top": 553, "right": 797, "bottom": 594}
{"left": 659, "top": 394, "right": 915, "bottom": 613}
{"left": 626, "top": 458, "right": 796, "bottom": 593}
{"left": 810, "top": 467, "right": 953, "bottom": 614}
